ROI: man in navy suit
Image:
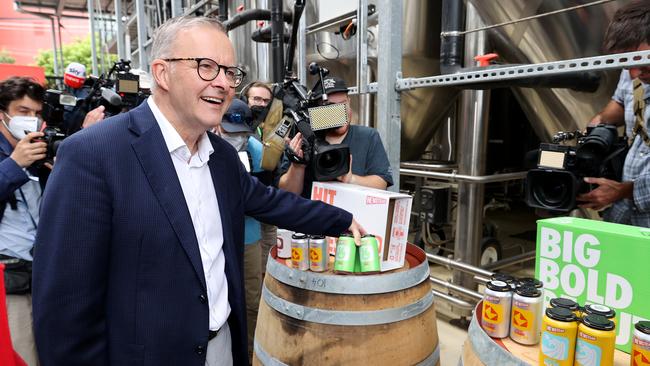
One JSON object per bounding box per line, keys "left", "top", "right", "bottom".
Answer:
{"left": 31, "top": 16, "right": 363, "bottom": 366}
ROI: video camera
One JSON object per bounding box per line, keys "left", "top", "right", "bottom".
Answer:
{"left": 273, "top": 63, "right": 351, "bottom": 181}
{"left": 40, "top": 89, "right": 74, "bottom": 162}
{"left": 525, "top": 124, "right": 628, "bottom": 212}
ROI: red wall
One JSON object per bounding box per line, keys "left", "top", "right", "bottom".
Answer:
{"left": 0, "top": 1, "right": 89, "bottom": 66}
{"left": 0, "top": 64, "right": 46, "bottom": 83}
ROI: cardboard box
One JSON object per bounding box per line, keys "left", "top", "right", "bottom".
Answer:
{"left": 535, "top": 217, "right": 650, "bottom": 353}
{"left": 311, "top": 182, "right": 412, "bottom": 272}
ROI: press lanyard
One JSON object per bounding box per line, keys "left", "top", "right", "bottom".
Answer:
{"left": 17, "top": 187, "right": 38, "bottom": 231}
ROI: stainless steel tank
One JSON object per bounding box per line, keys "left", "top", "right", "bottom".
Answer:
{"left": 301, "top": 0, "right": 459, "bottom": 161}
{"left": 467, "top": 0, "right": 629, "bottom": 141}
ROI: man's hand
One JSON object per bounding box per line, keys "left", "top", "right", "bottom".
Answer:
{"left": 337, "top": 155, "right": 355, "bottom": 184}
{"left": 286, "top": 132, "right": 304, "bottom": 160}
{"left": 10, "top": 132, "right": 46, "bottom": 168}
{"left": 82, "top": 105, "right": 105, "bottom": 129}
{"left": 577, "top": 177, "right": 633, "bottom": 210}
{"left": 347, "top": 219, "right": 367, "bottom": 246}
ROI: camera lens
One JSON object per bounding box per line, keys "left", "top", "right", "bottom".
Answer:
{"left": 533, "top": 179, "right": 570, "bottom": 207}
{"left": 318, "top": 150, "right": 340, "bottom": 171}
{"left": 526, "top": 169, "right": 578, "bottom": 211}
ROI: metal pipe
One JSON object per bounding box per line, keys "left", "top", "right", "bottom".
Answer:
{"left": 400, "top": 162, "right": 458, "bottom": 171}
{"left": 297, "top": 4, "right": 307, "bottom": 84}
{"left": 474, "top": 275, "right": 490, "bottom": 285}
{"left": 171, "top": 0, "right": 183, "bottom": 17}
{"left": 219, "top": 0, "right": 228, "bottom": 22}
{"left": 426, "top": 253, "right": 494, "bottom": 278}
{"left": 400, "top": 168, "right": 527, "bottom": 184}
{"left": 135, "top": 0, "right": 147, "bottom": 71}
{"left": 88, "top": 0, "right": 98, "bottom": 75}
{"left": 440, "top": 0, "right": 464, "bottom": 74}
{"left": 270, "top": 0, "right": 284, "bottom": 82}
{"left": 431, "top": 288, "right": 476, "bottom": 310}
{"left": 356, "top": 0, "right": 368, "bottom": 94}
{"left": 482, "top": 251, "right": 537, "bottom": 271}
{"left": 453, "top": 1, "right": 490, "bottom": 290}
{"left": 49, "top": 18, "right": 60, "bottom": 77}
{"left": 115, "top": 0, "right": 126, "bottom": 60}
{"left": 429, "top": 277, "right": 483, "bottom": 301}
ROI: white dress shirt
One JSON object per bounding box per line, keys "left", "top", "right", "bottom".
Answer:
{"left": 147, "top": 97, "right": 229, "bottom": 331}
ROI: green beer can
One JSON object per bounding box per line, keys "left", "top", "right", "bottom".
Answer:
{"left": 359, "top": 234, "right": 381, "bottom": 273}
{"left": 334, "top": 234, "right": 356, "bottom": 273}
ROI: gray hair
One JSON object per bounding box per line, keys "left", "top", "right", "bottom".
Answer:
{"left": 150, "top": 16, "right": 226, "bottom": 89}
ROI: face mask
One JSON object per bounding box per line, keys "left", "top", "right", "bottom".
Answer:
{"left": 250, "top": 105, "right": 269, "bottom": 131}
{"left": 222, "top": 134, "right": 249, "bottom": 151}
{"left": 2, "top": 112, "right": 41, "bottom": 140}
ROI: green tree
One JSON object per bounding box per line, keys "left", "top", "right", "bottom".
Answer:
{"left": 34, "top": 36, "right": 117, "bottom": 76}
{"left": 0, "top": 49, "right": 15, "bottom": 64}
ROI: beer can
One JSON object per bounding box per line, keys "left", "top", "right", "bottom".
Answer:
{"left": 550, "top": 297, "right": 581, "bottom": 318}
{"left": 583, "top": 304, "right": 616, "bottom": 327}
{"left": 540, "top": 307, "right": 578, "bottom": 366}
{"left": 482, "top": 280, "right": 512, "bottom": 338}
{"left": 359, "top": 234, "right": 381, "bottom": 273}
{"left": 309, "top": 235, "right": 328, "bottom": 272}
{"left": 510, "top": 286, "right": 543, "bottom": 345}
{"left": 632, "top": 321, "right": 650, "bottom": 366}
{"left": 517, "top": 277, "right": 543, "bottom": 289}
{"left": 491, "top": 273, "right": 518, "bottom": 289}
{"left": 276, "top": 229, "right": 293, "bottom": 259}
{"left": 291, "top": 233, "right": 309, "bottom": 271}
{"left": 575, "top": 314, "right": 616, "bottom": 366}
{"left": 334, "top": 234, "right": 357, "bottom": 273}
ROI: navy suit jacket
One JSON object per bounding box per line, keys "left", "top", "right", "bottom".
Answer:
{"left": 32, "top": 102, "right": 352, "bottom": 366}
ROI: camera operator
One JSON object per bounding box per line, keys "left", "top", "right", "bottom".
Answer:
{"left": 0, "top": 76, "right": 47, "bottom": 365}
{"left": 278, "top": 76, "right": 393, "bottom": 198}
{"left": 62, "top": 62, "right": 106, "bottom": 131}
{"left": 577, "top": 0, "right": 650, "bottom": 226}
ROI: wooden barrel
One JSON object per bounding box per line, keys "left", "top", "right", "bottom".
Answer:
{"left": 459, "top": 301, "right": 630, "bottom": 366}
{"left": 253, "top": 243, "right": 439, "bottom": 366}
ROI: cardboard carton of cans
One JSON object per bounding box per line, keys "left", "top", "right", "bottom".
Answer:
{"left": 311, "top": 181, "right": 412, "bottom": 272}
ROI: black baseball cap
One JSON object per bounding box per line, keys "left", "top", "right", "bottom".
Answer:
{"left": 311, "top": 76, "right": 349, "bottom": 99}
{"left": 221, "top": 99, "right": 253, "bottom": 133}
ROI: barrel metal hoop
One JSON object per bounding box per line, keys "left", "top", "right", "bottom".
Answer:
{"left": 255, "top": 340, "right": 440, "bottom": 366}
{"left": 415, "top": 344, "right": 440, "bottom": 366}
{"left": 467, "top": 303, "right": 529, "bottom": 366}
{"left": 265, "top": 255, "right": 430, "bottom": 294}
{"left": 262, "top": 284, "right": 434, "bottom": 325}
{"left": 254, "top": 340, "right": 289, "bottom": 366}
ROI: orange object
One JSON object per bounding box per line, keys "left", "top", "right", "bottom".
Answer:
{"left": 474, "top": 53, "right": 499, "bottom": 67}
{"left": 0, "top": 264, "right": 28, "bottom": 366}
{"left": 0, "top": 64, "right": 46, "bottom": 85}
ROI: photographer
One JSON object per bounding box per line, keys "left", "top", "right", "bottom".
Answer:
{"left": 0, "top": 76, "right": 47, "bottom": 365}
{"left": 577, "top": 0, "right": 650, "bottom": 226}
{"left": 278, "top": 76, "right": 393, "bottom": 198}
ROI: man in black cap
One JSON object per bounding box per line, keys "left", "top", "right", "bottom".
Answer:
{"left": 278, "top": 76, "right": 393, "bottom": 198}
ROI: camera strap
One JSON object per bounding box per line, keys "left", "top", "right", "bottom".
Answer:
{"left": 632, "top": 78, "right": 650, "bottom": 146}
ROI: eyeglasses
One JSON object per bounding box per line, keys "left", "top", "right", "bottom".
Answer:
{"left": 163, "top": 57, "right": 246, "bottom": 88}
{"left": 250, "top": 96, "right": 272, "bottom": 105}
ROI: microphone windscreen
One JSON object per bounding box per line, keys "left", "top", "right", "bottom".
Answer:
{"left": 100, "top": 87, "right": 122, "bottom": 107}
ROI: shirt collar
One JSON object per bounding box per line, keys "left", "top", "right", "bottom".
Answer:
{"left": 147, "top": 97, "right": 214, "bottom": 160}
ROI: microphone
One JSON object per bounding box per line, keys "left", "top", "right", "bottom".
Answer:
{"left": 63, "top": 62, "right": 87, "bottom": 89}
{"left": 308, "top": 62, "right": 329, "bottom": 76}
{"left": 100, "top": 87, "right": 122, "bottom": 107}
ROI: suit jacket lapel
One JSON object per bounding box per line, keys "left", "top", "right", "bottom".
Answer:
{"left": 129, "top": 103, "right": 207, "bottom": 290}
{"left": 207, "top": 137, "right": 239, "bottom": 282}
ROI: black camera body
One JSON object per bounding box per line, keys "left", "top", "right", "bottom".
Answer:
{"left": 280, "top": 74, "right": 350, "bottom": 182}
{"left": 526, "top": 124, "right": 628, "bottom": 212}
{"left": 40, "top": 89, "right": 70, "bottom": 162}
